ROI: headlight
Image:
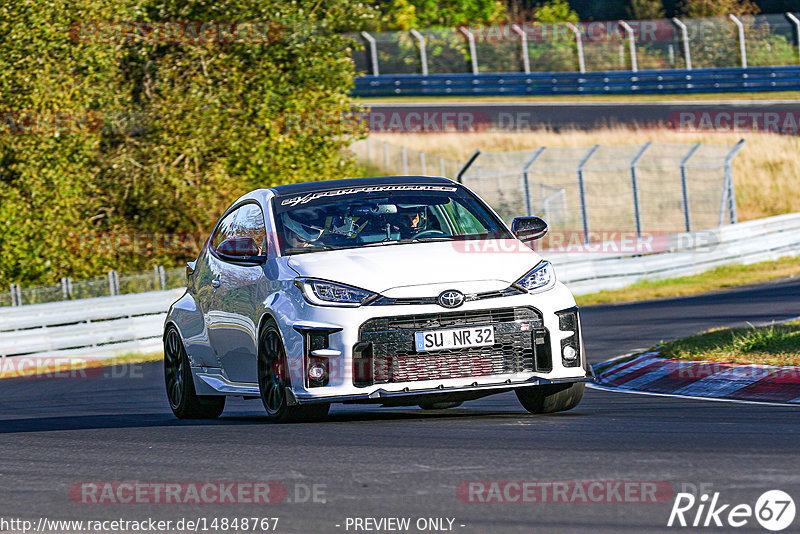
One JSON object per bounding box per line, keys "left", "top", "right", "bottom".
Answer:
{"left": 295, "top": 278, "right": 376, "bottom": 307}
{"left": 514, "top": 261, "right": 556, "bottom": 294}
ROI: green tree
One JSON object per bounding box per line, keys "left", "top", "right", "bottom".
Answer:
{"left": 628, "top": 0, "right": 666, "bottom": 19}
{"left": 679, "top": 0, "right": 760, "bottom": 17}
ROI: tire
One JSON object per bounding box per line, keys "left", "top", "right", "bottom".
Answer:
{"left": 515, "top": 382, "right": 585, "bottom": 414}
{"left": 164, "top": 326, "right": 225, "bottom": 419}
{"left": 419, "top": 401, "right": 463, "bottom": 410}
{"left": 257, "top": 321, "right": 330, "bottom": 423}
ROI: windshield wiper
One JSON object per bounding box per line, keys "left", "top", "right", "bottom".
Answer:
{"left": 285, "top": 244, "right": 339, "bottom": 255}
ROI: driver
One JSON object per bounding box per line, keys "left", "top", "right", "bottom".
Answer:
{"left": 282, "top": 210, "right": 325, "bottom": 249}
{"left": 394, "top": 206, "right": 427, "bottom": 239}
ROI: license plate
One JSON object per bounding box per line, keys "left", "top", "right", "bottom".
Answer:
{"left": 414, "top": 326, "right": 495, "bottom": 352}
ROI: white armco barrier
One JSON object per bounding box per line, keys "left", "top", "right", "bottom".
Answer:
{"left": 546, "top": 212, "right": 800, "bottom": 295}
{"left": 0, "top": 289, "right": 184, "bottom": 363}
{"left": 1, "top": 212, "right": 799, "bottom": 362}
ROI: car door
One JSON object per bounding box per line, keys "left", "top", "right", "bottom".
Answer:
{"left": 206, "top": 202, "right": 269, "bottom": 383}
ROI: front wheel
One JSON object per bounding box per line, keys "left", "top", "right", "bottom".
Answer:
{"left": 164, "top": 326, "right": 225, "bottom": 419}
{"left": 258, "top": 322, "right": 330, "bottom": 423}
{"left": 515, "top": 382, "right": 584, "bottom": 414}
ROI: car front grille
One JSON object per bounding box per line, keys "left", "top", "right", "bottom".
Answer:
{"left": 353, "top": 307, "right": 552, "bottom": 387}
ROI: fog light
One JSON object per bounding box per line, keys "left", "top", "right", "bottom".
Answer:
{"left": 563, "top": 345, "right": 577, "bottom": 361}
{"left": 308, "top": 364, "right": 326, "bottom": 381}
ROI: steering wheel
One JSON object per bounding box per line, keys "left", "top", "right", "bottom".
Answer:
{"left": 413, "top": 229, "right": 448, "bottom": 239}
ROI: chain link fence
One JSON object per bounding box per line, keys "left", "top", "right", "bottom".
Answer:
{"left": 5, "top": 266, "right": 186, "bottom": 308}
{"left": 350, "top": 13, "right": 800, "bottom": 75}
{"left": 353, "top": 139, "right": 745, "bottom": 242}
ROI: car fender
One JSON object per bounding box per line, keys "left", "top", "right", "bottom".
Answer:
{"left": 165, "top": 291, "right": 219, "bottom": 368}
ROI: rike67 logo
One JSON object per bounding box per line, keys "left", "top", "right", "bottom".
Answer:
{"left": 668, "top": 490, "right": 796, "bottom": 531}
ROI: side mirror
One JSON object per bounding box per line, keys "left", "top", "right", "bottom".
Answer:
{"left": 216, "top": 237, "right": 265, "bottom": 263}
{"left": 512, "top": 217, "right": 548, "bottom": 242}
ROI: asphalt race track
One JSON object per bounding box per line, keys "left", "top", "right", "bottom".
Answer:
{"left": 1, "top": 277, "right": 799, "bottom": 533}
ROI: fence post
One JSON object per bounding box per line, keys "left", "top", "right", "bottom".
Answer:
{"left": 618, "top": 21, "right": 638, "bottom": 72}
{"left": 383, "top": 141, "right": 389, "bottom": 169}
{"left": 439, "top": 156, "right": 445, "bottom": 177}
{"left": 410, "top": 29, "right": 428, "bottom": 75}
{"left": 630, "top": 142, "right": 651, "bottom": 238}
{"left": 522, "top": 147, "right": 547, "bottom": 217}
{"left": 456, "top": 150, "right": 482, "bottom": 184}
{"left": 729, "top": 15, "right": 748, "bottom": 69}
{"left": 459, "top": 27, "right": 479, "bottom": 75}
{"left": 787, "top": 13, "right": 800, "bottom": 63}
{"left": 723, "top": 139, "right": 746, "bottom": 225}
{"left": 679, "top": 143, "right": 701, "bottom": 232}
{"left": 401, "top": 146, "right": 408, "bottom": 175}
{"left": 672, "top": 18, "right": 692, "bottom": 70}
{"left": 420, "top": 151, "right": 426, "bottom": 175}
{"left": 360, "top": 31, "right": 379, "bottom": 76}
{"left": 510, "top": 24, "right": 530, "bottom": 74}
{"left": 577, "top": 145, "right": 599, "bottom": 245}
{"left": 565, "top": 23, "right": 586, "bottom": 73}
{"left": 108, "top": 271, "right": 118, "bottom": 296}
{"left": 10, "top": 284, "right": 20, "bottom": 307}
{"left": 61, "top": 277, "right": 69, "bottom": 300}
{"left": 366, "top": 137, "right": 372, "bottom": 163}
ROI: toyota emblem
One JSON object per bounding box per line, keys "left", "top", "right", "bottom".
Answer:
{"left": 437, "top": 290, "right": 465, "bottom": 309}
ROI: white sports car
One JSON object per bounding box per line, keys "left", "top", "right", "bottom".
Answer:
{"left": 164, "top": 176, "right": 592, "bottom": 421}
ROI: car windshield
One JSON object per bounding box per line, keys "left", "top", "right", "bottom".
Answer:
{"left": 273, "top": 183, "right": 512, "bottom": 255}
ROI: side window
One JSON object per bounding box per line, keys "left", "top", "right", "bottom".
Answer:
{"left": 212, "top": 210, "right": 239, "bottom": 250}
{"left": 234, "top": 203, "right": 267, "bottom": 252}
{"left": 210, "top": 203, "right": 267, "bottom": 256}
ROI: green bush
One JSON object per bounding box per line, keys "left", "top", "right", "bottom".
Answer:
{"left": 0, "top": 0, "right": 374, "bottom": 284}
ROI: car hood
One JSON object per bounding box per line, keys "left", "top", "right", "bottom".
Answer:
{"left": 286, "top": 239, "right": 542, "bottom": 297}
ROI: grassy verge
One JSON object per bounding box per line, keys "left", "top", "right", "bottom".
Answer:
{"left": 657, "top": 321, "right": 800, "bottom": 367}
{"left": 0, "top": 351, "right": 163, "bottom": 379}
{"left": 575, "top": 255, "right": 800, "bottom": 307}
{"left": 358, "top": 90, "right": 800, "bottom": 104}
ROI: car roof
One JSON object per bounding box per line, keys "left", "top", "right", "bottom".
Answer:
{"left": 269, "top": 176, "right": 455, "bottom": 196}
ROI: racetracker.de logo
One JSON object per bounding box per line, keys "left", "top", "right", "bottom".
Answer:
{"left": 457, "top": 481, "right": 674, "bottom": 503}
{"left": 69, "top": 482, "right": 287, "bottom": 504}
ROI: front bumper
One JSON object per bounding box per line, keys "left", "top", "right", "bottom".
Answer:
{"left": 279, "top": 281, "right": 591, "bottom": 404}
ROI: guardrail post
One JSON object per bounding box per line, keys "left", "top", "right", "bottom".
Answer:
{"left": 522, "top": 147, "right": 547, "bottom": 217}
{"left": 459, "top": 27, "right": 479, "bottom": 75}
{"left": 401, "top": 146, "right": 408, "bottom": 175}
{"left": 577, "top": 145, "right": 600, "bottom": 244}
{"left": 722, "top": 139, "right": 746, "bottom": 225}
{"left": 510, "top": 24, "right": 531, "bottom": 74}
{"left": 787, "top": 13, "right": 800, "bottom": 63}
{"left": 410, "top": 29, "right": 428, "bottom": 75}
{"left": 630, "top": 142, "right": 651, "bottom": 238}
{"left": 565, "top": 22, "right": 586, "bottom": 73}
{"left": 672, "top": 18, "right": 692, "bottom": 70}
{"left": 619, "top": 21, "right": 638, "bottom": 72}
{"left": 360, "top": 31, "right": 379, "bottom": 76}
{"left": 679, "top": 143, "right": 701, "bottom": 232}
{"left": 729, "top": 15, "right": 748, "bottom": 69}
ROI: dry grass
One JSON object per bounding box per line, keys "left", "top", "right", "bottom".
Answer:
{"left": 370, "top": 129, "right": 800, "bottom": 222}
{"left": 658, "top": 320, "right": 800, "bottom": 367}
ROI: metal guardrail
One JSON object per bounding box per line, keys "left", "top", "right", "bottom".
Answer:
{"left": 1, "top": 213, "right": 799, "bottom": 361}
{"left": 353, "top": 65, "right": 800, "bottom": 97}
{"left": 0, "top": 289, "right": 184, "bottom": 362}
